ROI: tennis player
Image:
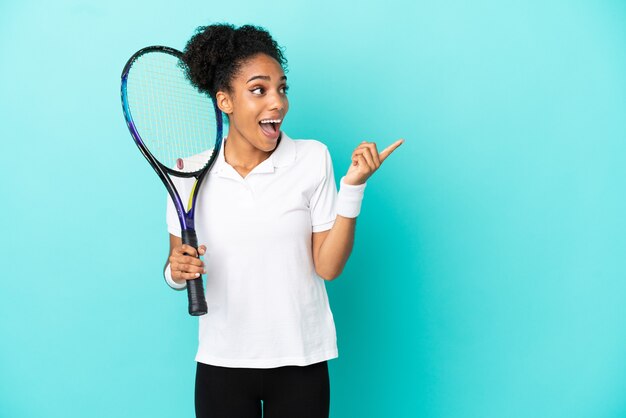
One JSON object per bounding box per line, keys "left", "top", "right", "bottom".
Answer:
{"left": 164, "top": 23, "right": 403, "bottom": 418}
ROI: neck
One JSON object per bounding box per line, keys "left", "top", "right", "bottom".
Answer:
{"left": 224, "top": 130, "right": 279, "bottom": 169}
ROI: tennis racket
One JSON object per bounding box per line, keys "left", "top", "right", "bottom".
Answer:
{"left": 120, "top": 45, "right": 223, "bottom": 316}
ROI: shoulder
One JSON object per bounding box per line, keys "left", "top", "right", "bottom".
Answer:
{"left": 282, "top": 136, "right": 335, "bottom": 188}
{"left": 281, "top": 132, "right": 328, "bottom": 153}
{"left": 280, "top": 133, "right": 335, "bottom": 183}
{"left": 282, "top": 135, "right": 331, "bottom": 167}
{"left": 293, "top": 138, "right": 329, "bottom": 154}
{"left": 293, "top": 139, "right": 333, "bottom": 180}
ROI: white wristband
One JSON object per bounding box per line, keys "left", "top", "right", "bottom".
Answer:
{"left": 336, "top": 176, "right": 367, "bottom": 218}
{"left": 164, "top": 263, "right": 187, "bottom": 290}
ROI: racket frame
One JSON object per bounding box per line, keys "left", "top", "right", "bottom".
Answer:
{"left": 120, "top": 45, "right": 223, "bottom": 316}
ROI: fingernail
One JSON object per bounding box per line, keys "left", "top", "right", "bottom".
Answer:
{"left": 195, "top": 273, "right": 200, "bottom": 277}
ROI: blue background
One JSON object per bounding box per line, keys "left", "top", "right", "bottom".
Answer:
{"left": 1, "top": 0, "right": 625, "bottom": 417}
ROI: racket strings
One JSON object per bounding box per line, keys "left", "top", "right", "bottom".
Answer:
{"left": 126, "top": 52, "right": 217, "bottom": 173}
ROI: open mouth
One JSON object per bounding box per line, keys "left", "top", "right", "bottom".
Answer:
{"left": 259, "top": 118, "right": 282, "bottom": 138}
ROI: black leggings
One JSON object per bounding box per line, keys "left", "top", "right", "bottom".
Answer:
{"left": 195, "top": 360, "right": 330, "bottom": 418}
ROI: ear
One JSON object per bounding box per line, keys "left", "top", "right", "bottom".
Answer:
{"left": 215, "top": 91, "right": 233, "bottom": 114}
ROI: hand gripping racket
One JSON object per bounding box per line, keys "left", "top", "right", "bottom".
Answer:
{"left": 120, "top": 45, "right": 223, "bottom": 316}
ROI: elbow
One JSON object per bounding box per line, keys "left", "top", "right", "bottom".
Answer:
{"left": 316, "top": 267, "right": 341, "bottom": 281}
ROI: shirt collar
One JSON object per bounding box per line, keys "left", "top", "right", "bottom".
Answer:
{"left": 210, "top": 131, "right": 297, "bottom": 176}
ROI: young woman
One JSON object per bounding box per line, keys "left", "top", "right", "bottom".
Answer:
{"left": 163, "top": 23, "right": 403, "bottom": 418}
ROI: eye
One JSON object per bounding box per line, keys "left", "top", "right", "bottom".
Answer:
{"left": 281, "top": 85, "right": 290, "bottom": 94}
{"left": 251, "top": 87, "right": 265, "bottom": 95}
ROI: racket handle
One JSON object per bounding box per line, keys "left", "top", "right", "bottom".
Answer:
{"left": 182, "top": 229, "right": 208, "bottom": 316}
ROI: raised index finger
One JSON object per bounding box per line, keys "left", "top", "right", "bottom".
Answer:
{"left": 379, "top": 139, "right": 405, "bottom": 162}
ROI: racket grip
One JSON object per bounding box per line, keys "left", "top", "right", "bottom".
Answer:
{"left": 182, "top": 229, "right": 208, "bottom": 316}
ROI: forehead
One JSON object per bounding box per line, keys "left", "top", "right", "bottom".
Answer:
{"left": 236, "top": 53, "right": 285, "bottom": 80}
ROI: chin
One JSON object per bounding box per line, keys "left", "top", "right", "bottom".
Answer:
{"left": 259, "top": 132, "right": 280, "bottom": 150}
{"left": 262, "top": 141, "right": 278, "bottom": 152}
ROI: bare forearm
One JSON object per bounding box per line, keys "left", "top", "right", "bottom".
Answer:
{"left": 314, "top": 138, "right": 405, "bottom": 280}
{"left": 316, "top": 215, "right": 356, "bottom": 280}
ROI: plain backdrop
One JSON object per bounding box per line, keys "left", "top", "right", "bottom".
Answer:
{"left": 1, "top": 0, "right": 625, "bottom": 417}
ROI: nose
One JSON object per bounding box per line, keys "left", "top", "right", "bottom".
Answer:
{"left": 268, "top": 90, "right": 286, "bottom": 112}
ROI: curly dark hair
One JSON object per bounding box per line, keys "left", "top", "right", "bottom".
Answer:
{"left": 182, "top": 23, "right": 287, "bottom": 97}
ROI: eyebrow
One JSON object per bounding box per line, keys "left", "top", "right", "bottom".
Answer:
{"left": 246, "top": 75, "right": 288, "bottom": 83}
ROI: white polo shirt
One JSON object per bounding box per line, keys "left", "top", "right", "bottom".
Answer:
{"left": 166, "top": 132, "right": 339, "bottom": 368}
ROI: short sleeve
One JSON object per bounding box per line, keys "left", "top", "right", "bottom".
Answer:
{"left": 310, "top": 147, "right": 338, "bottom": 232}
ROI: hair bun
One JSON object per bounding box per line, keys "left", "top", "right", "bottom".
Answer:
{"left": 182, "top": 23, "right": 287, "bottom": 97}
{"left": 182, "top": 24, "right": 235, "bottom": 95}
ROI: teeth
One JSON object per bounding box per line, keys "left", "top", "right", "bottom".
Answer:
{"left": 260, "top": 119, "right": 282, "bottom": 124}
